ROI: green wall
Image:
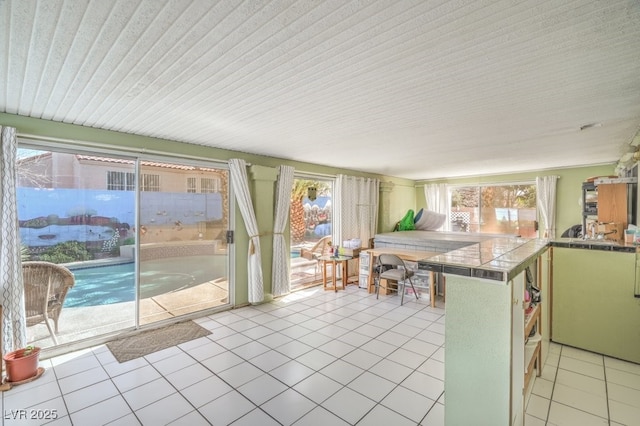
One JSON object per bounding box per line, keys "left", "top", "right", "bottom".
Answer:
{"left": 382, "top": 181, "right": 418, "bottom": 232}
{"left": 415, "top": 164, "right": 616, "bottom": 237}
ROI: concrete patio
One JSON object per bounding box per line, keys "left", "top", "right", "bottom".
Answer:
{"left": 27, "top": 278, "right": 229, "bottom": 349}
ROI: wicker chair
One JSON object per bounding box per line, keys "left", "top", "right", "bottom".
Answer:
{"left": 300, "top": 235, "right": 332, "bottom": 261}
{"left": 23, "top": 261, "right": 75, "bottom": 345}
{"left": 300, "top": 235, "right": 333, "bottom": 279}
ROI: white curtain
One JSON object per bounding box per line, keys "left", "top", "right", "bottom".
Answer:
{"left": 334, "top": 175, "right": 379, "bottom": 248}
{"left": 0, "top": 126, "right": 27, "bottom": 353}
{"left": 229, "top": 159, "right": 264, "bottom": 304}
{"left": 424, "top": 183, "right": 449, "bottom": 230}
{"left": 536, "top": 176, "right": 559, "bottom": 239}
{"left": 272, "top": 165, "right": 294, "bottom": 297}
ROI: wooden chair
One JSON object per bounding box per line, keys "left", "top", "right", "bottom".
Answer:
{"left": 23, "top": 261, "right": 75, "bottom": 345}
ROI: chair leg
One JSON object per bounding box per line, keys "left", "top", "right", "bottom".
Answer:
{"left": 43, "top": 316, "right": 58, "bottom": 345}
{"left": 400, "top": 277, "right": 418, "bottom": 306}
{"left": 408, "top": 277, "right": 419, "bottom": 301}
{"left": 375, "top": 275, "right": 380, "bottom": 299}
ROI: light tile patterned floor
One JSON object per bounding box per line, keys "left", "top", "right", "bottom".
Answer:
{"left": 3, "top": 285, "right": 640, "bottom": 425}
{"left": 526, "top": 341, "right": 640, "bottom": 426}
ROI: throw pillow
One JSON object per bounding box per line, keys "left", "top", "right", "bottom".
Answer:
{"left": 415, "top": 210, "right": 446, "bottom": 230}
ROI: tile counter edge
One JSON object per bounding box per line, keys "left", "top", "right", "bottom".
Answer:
{"left": 549, "top": 239, "right": 639, "bottom": 253}
{"left": 418, "top": 238, "right": 549, "bottom": 282}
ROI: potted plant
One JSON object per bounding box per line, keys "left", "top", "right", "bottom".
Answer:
{"left": 3, "top": 345, "right": 41, "bottom": 383}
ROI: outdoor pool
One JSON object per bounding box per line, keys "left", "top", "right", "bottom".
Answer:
{"left": 65, "top": 255, "right": 227, "bottom": 308}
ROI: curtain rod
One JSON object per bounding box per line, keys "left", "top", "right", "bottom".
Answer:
{"left": 17, "top": 132, "right": 250, "bottom": 166}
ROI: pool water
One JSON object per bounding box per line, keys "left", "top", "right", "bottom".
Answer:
{"left": 65, "top": 255, "right": 226, "bottom": 307}
{"left": 66, "top": 262, "right": 134, "bottom": 307}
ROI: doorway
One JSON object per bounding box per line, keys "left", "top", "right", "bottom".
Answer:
{"left": 289, "top": 177, "right": 333, "bottom": 291}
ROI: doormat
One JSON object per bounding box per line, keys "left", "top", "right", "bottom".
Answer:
{"left": 106, "top": 321, "right": 211, "bottom": 363}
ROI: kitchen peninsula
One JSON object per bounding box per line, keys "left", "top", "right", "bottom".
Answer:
{"left": 418, "top": 237, "right": 550, "bottom": 426}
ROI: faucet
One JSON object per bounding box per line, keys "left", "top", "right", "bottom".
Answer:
{"left": 585, "top": 222, "right": 597, "bottom": 240}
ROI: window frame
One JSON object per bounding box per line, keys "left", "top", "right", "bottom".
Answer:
{"left": 186, "top": 177, "right": 197, "bottom": 193}
{"left": 200, "top": 177, "right": 217, "bottom": 193}
{"left": 448, "top": 181, "right": 537, "bottom": 237}
{"left": 107, "top": 170, "right": 135, "bottom": 191}
{"left": 140, "top": 173, "right": 160, "bottom": 192}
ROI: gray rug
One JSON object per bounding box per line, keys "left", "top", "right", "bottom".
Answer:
{"left": 106, "top": 321, "right": 211, "bottom": 363}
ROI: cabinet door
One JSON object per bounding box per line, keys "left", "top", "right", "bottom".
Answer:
{"left": 598, "top": 183, "right": 628, "bottom": 227}
{"left": 552, "top": 247, "right": 640, "bottom": 364}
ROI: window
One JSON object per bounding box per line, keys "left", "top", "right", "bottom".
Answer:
{"left": 450, "top": 183, "right": 537, "bottom": 237}
{"left": 187, "top": 177, "right": 196, "bottom": 193}
{"left": 140, "top": 174, "right": 160, "bottom": 192}
{"left": 200, "top": 177, "right": 217, "bottom": 193}
{"left": 107, "top": 171, "right": 135, "bottom": 191}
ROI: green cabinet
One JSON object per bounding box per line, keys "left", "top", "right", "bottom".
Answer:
{"left": 552, "top": 247, "right": 640, "bottom": 363}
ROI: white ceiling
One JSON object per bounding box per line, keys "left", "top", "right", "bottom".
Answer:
{"left": 2, "top": 0, "right": 640, "bottom": 180}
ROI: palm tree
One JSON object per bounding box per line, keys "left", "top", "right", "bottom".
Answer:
{"left": 290, "top": 179, "right": 329, "bottom": 244}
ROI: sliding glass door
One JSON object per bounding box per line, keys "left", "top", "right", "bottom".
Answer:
{"left": 16, "top": 144, "right": 232, "bottom": 348}
{"left": 138, "top": 159, "right": 230, "bottom": 324}
{"left": 17, "top": 148, "right": 138, "bottom": 345}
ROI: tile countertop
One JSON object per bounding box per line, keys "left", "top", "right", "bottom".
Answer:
{"left": 417, "top": 237, "right": 550, "bottom": 282}
{"left": 418, "top": 236, "right": 639, "bottom": 282}
{"left": 549, "top": 238, "right": 639, "bottom": 253}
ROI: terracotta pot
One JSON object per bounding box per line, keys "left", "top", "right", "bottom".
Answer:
{"left": 3, "top": 346, "right": 40, "bottom": 382}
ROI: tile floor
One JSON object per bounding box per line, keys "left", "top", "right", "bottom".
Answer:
{"left": 526, "top": 341, "right": 640, "bottom": 426}
{"left": 3, "top": 285, "right": 640, "bottom": 425}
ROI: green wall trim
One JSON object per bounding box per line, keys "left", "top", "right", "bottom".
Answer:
{"left": 2, "top": 113, "right": 414, "bottom": 185}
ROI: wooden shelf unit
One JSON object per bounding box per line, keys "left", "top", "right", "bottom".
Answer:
{"left": 582, "top": 180, "right": 631, "bottom": 243}
{"left": 524, "top": 303, "right": 542, "bottom": 392}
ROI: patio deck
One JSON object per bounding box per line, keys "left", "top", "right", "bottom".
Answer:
{"left": 27, "top": 278, "right": 229, "bottom": 349}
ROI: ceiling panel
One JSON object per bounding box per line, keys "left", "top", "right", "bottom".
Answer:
{"left": 2, "top": 0, "right": 640, "bottom": 179}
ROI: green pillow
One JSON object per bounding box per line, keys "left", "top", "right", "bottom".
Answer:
{"left": 398, "top": 209, "right": 416, "bottom": 231}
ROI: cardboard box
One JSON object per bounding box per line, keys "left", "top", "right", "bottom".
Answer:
{"left": 596, "top": 222, "right": 624, "bottom": 244}
{"left": 341, "top": 248, "right": 360, "bottom": 257}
